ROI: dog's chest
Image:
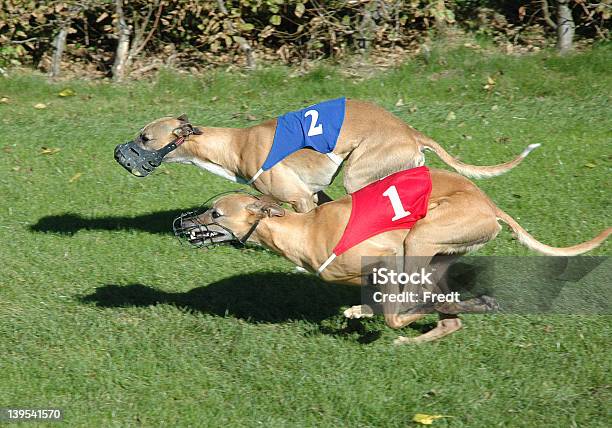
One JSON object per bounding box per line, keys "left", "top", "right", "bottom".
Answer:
{"left": 170, "top": 157, "right": 249, "bottom": 184}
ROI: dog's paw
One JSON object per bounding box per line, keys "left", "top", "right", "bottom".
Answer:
{"left": 480, "top": 295, "right": 501, "bottom": 312}
{"left": 343, "top": 305, "right": 374, "bottom": 319}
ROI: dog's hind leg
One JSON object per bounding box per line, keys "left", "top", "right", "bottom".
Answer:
{"left": 436, "top": 296, "right": 500, "bottom": 315}
{"left": 393, "top": 191, "right": 502, "bottom": 344}
{"left": 378, "top": 251, "right": 435, "bottom": 329}
{"left": 394, "top": 315, "right": 462, "bottom": 345}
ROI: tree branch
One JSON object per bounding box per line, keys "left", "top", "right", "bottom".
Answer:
{"left": 216, "top": 0, "right": 255, "bottom": 69}
{"left": 130, "top": 0, "right": 163, "bottom": 58}
{"left": 541, "top": 0, "right": 557, "bottom": 29}
{"left": 10, "top": 37, "right": 38, "bottom": 44}
{"left": 557, "top": 0, "right": 575, "bottom": 54}
{"left": 51, "top": 25, "right": 69, "bottom": 77}
{"left": 112, "top": 0, "right": 131, "bottom": 82}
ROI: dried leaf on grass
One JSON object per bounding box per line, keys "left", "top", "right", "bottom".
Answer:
{"left": 412, "top": 413, "right": 452, "bottom": 425}
{"left": 58, "top": 88, "right": 76, "bottom": 97}
{"left": 40, "top": 147, "right": 60, "bottom": 155}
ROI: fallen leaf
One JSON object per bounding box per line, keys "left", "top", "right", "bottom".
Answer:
{"left": 395, "top": 98, "right": 404, "bottom": 107}
{"left": 12, "top": 166, "right": 20, "bottom": 172}
{"left": 34, "top": 103, "right": 47, "bottom": 109}
{"left": 58, "top": 88, "right": 76, "bottom": 97}
{"left": 462, "top": 134, "right": 473, "bottom": 140}
{"left": 409, "top": 106, "right": 418, "bottom": 113}
{"left": 68, "top": 172, "right": 82, "bottom": 183}
{"left": 422, "top": 389, "right": 438, "bottom": 398}
{"left": 246, "top": 114, "right": 257, "bottom": 121}
{"left": 496, "top": 136, "right": 510, "bottom": 144}
{"left": 483, "top": 76, "right": 496, "bottom": 92}
{"left": 40, "top": 147, "right": 61, "bottom": 155}
{"left": 412, "top": 413, "right": 449, "bottom": 425}
{"left": 446, "top": 111, "right": 456, "bottom": 121}
{"left": 491, "top": 105, "right": 499, "bottom": 111}
{"left": 0, "top": 97, "right": 9, "bottom": 104}
{"left": 210, "top": 96, "right": 219, "bottom": 102}
{"left": 584, "top": 163, "right": 596, "bottom": 168}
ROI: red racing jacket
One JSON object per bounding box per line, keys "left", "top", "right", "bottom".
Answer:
{"left": 317, "top": 166, "right": 432, "bottom": 273}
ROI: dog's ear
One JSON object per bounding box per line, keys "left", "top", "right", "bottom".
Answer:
{"left": 246, "top": 199, "right": 285, "bottom": 218}
{"left": 175, "top": 114, "right": 202, "bottom": 135}
{"left": 173, "top": 123, "right": 201, "bottom": 137}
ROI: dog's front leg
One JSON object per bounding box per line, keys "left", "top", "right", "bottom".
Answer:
{"left": 344, "top": 304, "right": 374, "bottom": 319}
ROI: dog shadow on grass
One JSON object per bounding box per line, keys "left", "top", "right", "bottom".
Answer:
{"left": 80, "top": 272, "right": 390, "bottom": 344}
{"left": 29, "top": 209, "right": 194, "bottom": 235}
{"left": 30, "top": 210, "right": 272, "bottom": 255}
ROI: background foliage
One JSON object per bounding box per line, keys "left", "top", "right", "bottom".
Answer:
{"left": 1, "top": 0, "right": 610, "bottom": 76}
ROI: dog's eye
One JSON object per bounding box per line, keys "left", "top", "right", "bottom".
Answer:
{"left": 141, "top": 134, "right": 150, "bottom": 142}
{"left": 211, "top": 211, "right": 222, "bottom": 219}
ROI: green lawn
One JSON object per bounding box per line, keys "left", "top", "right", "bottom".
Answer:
{"left": 1, "top": 45, "right": 610, "bottom": 427}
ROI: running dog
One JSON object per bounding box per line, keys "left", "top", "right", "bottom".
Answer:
{"left": 115, "top": 99, "right": 539, "bottom": 212}
{"left": 173, "top": 168, "right": 610, "bottom": 344}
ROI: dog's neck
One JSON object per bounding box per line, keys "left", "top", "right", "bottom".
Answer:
{"left": 252, "top": 213, "right": 322, "bottom": 272}
{"left": 171, "top": 127, "right": 254, "bottom": 183}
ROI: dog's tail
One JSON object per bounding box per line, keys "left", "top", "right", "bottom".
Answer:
{"left": 495, "top": 208, "right": 611, "bottom": 256}
{"left": 418, "top": 135, "right": 540, "bottom": 178}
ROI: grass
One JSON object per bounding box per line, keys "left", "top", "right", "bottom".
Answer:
{"left": 1, "top": 45, "right": 611, "bottom": 427}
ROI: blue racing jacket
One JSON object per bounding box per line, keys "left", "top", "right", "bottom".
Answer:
{"left": 249, "top": 97, "right": 346, "bottom": 183}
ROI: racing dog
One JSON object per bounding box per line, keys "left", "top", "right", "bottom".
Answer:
{"left": 115, "top": 99, "right": 540, "bottom": 212}
{"left": 173, "top": 167, "right": 610, "bottom": 344}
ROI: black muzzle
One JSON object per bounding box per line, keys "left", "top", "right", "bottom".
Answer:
{"left": 172, "top": 191, "right": 262, "bottom": 249}
{"left": 173, "top": 211, "right": 238, "bottom": 249}
{"left": 114, "top": 137, "right": 185, "bottom": 177}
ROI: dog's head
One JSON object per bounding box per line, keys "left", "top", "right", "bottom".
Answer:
{"left": 173, "top": 193, "right": 285, "bottom": 247}
{"left": 114, "top": 114, "right": 202, "bottom": 177}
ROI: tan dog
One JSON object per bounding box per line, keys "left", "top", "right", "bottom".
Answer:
{"left": 174, "top": 168, "right": 610, "bottom": 344}
{"left": 123, "top": 99, "right": 539, "bottom": 212}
